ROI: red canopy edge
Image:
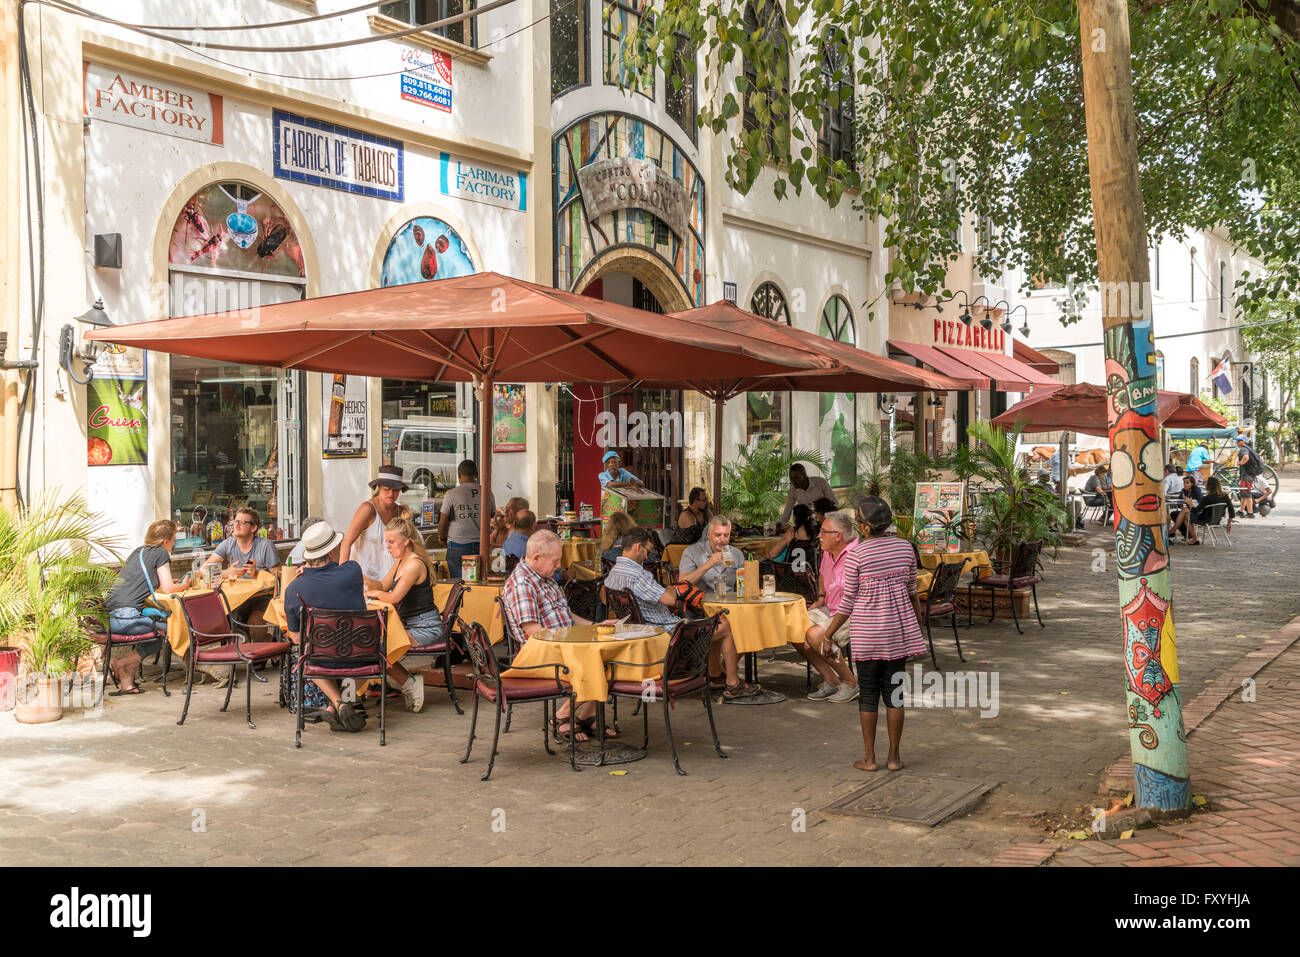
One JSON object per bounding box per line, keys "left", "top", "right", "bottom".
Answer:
{"left": 1014, "top": 338, "right": 1061, "bottom": 374}
{"left": 886, "top": 340, "right": 988, "bottom": 389}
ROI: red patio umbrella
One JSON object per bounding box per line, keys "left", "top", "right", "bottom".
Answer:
{"left": 88, "top": 273, "right": 835, "bottom": 570}
{"left": 655, "top": 301, "right": 968, "bottom": 504}
{"left": 991, "top": 382, "right": 1226, "bottom": 436}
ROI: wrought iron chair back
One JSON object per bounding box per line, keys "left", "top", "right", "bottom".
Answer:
{"left": 602, "top": 586, "right": 644, "bottom": 624}
{"left": 664, "top": 612, "right": 724, "bottom": 684}
{"left": 771, "top": 561, "right": 818, "bottom": 603}
{"left": 564, "top": 576, "right": 603, "bottom": 623}
{"left": 460, "top": 618, "right": 501, "bottom": 690}
{"left": 178, "top": 590, "right": 238, "bottom": 649}
{"left": 493, "top": 595, "right": 526, "bottom": 657}
{"left": 1010, "top": 541, "right": 1043, "bottom": 580}
{"left": 299, "top": 600, "right": 386, "bottom": 668}
{"left": 600, "top": 556, "right": 616, "bottom": 578}
{"left": 928, "top": 559, "right": 967, "bottom": 607}
{"left": 439, "top": 580, "right": 468, "bottom": 632}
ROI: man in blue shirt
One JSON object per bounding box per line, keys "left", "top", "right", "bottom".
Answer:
{"left": 599, "top": 451, "right": 643, "bottom": 490}
{"left": 1186, "top": 441, "right": 1211, "bottom": 484}
{"left": 284, "top": 521, "right": 424, "bottom": 730}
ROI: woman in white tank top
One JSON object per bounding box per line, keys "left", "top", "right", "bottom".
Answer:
{"left": 340, "top": 466, "right": 406, "bottom": 583}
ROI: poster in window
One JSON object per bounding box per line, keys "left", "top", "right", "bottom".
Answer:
{"left": 87, "top": 363, "right": 148, "bottom": 466}
{"left": 492, "top": 384, "right": 525, "bottom": 452}
{"left": 913, "top": 481, "right": 964, "bottom": 553}
{"left": 322, "top": 374, "right": 367, "bottom": 458}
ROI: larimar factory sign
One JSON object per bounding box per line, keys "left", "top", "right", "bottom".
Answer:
{"left": 439, "top": 153, "right": 527, "bottom": 211}
{"left": 273, "top": 109, "right": 404, "bottom": 201}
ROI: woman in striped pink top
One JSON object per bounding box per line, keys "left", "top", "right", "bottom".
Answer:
{"left": 826, "top": 496, "right": 926, "bottom": 772}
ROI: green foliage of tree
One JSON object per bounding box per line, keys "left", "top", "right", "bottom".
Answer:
{"left": 624, "top": 1, "right": 1300, "bottom": 318}
{"left": 714, "top": 437, "right": 830, "bottom": 527}
{"left": 1240, "top": 285, "right": 1300, "bottom": 458}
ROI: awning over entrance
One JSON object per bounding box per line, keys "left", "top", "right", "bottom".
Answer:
{"left": 1014, "top": 338, "right": 1061, "bottom": 375}
{"left": 886, "top": 341, "right": 988, "bottom": 389}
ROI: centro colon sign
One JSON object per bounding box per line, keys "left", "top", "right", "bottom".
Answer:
{"left": 576, "top": 158, "right": 691, "bottom": 238}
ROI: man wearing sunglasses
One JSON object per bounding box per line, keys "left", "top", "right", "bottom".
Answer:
{"left": 802, "top": 511, "right": 860, "bottom": 703}
{"left": 204, "top": 507, "right": 282, "bottom": 582}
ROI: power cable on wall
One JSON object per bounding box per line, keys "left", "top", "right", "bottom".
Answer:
{"left": 1036, "top": 314, "right": 1295, "bottom": 350}
{"left": 34, "top": 0, "right": 519, "bottom": 53}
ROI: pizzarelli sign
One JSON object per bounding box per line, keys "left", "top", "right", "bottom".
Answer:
{"left": 576, "top": 158, "right": 691, "bottom": 238}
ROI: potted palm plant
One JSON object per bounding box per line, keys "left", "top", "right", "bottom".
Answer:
{"left": 714, "top": 438, "right": 829, "bottom": 530}
{"left": 0, "top": 491, "right": 119, "bottom": 723}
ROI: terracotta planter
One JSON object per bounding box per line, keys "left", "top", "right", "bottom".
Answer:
{"left": 14, "top": 674, "right": 64, "bottom": 724}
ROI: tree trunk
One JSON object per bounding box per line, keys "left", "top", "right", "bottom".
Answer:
{"left": 1079, "top": 0, "right": 1191, "bottom": 810}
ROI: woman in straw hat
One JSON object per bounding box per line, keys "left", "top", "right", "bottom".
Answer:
{"left": 340, "top": 465, "right": 407, "bottom": 584}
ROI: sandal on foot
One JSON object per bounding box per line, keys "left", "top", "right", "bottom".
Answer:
{"left": 109, "top": 686, "right": 144, "bottom": 696}
{"left": 551, "top": 717, "right": 589, "bottom": 743}
{"left": 723, "top": 682, "right": 761, "bottom": 700}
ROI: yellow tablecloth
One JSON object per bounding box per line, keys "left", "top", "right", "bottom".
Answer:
{"left": 265, "top": 597, "right": 411, "bottom": 664}
{"left": 916, "top": 571, "right": 933, "bottom": 597}
{"left": 570, "top": 561, "right": 601, "bottom": 581}
{"left": 503, "top": 625, "right": 669, "bottom": 703}
{"left": 663, "top": 543, "right": 687, "bottom": 569}
{"left": 700, "top": 593, "right": 810, "bottom": 654}
{"left": 918, "top": 550, "right": 991, "bottom": 581}
{"left": 559, "top": 539, "right": 599, "bottom": 568}
{"left": 435, "top": 581, "right": 505, "bottom": 645}
{"left": 154, "top": 571, "right": 277, "bottom": 658}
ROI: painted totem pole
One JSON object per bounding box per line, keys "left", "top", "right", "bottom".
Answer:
{"left": 1079, "top": 0, "right": 1190, "bottom": 809}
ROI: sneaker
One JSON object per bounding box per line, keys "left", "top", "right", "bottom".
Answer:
{"left": 807, "top": 681, "right": 836, "bottom": 700}
{"left": 402, "top": 674, "right": 425, "bottom": 714}
{"left": 829, "top": 684, "right": 860, "bottom": 703}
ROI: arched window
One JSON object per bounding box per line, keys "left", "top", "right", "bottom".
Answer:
{"left": 819, "top": 295, "right": 856, "bottom": 485}
{"left": 380, "top": 216, "right": 475, "bottom": 286}
{"left": 818, "top": 29, "right": 854, "bottom": 170}
{"left": 1190, "top": 356, "right": 1200, "bottom": 395}
{"left": 747, "top": 281, "right": 790, "bottom": 445}
{"left": 603, "top": 0, "right": 653, "bottom": 98}
{"left": 742, "top": 2, "right": 789, "bottom": 160}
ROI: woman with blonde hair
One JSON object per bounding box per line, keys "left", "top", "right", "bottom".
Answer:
{"left": 104, "top": 519, "right": 193, "bottom": 694}
{"left": 364, "top": 517, "right": 443, "bottom": 713}
{"left": 600, "top": 511, "right": 637, "bottom": 564}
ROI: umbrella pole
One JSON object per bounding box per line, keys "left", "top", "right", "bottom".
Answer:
{"left": 713, "top": 394, "right": 724, "bottom": 511}
{"left": 478, "top": 376, "right": 493, "bottom": 576}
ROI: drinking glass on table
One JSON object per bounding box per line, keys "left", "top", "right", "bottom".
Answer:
{"left": 762, "top": 574, "right": 775, "bottom": 598}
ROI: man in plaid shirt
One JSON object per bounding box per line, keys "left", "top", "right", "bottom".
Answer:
{"left": 501, "top": 530, "right": 609, "bottom": 741}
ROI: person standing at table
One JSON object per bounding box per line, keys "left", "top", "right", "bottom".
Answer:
{"left": 439, "top": 459, "right": 495, "bottom": 579}
{"left": 1186, "top": 440, "right": 1211, "bottom": 485}
{"left": 802, "top": 510, "right": 860, "bottom": 703}
{"left": 104, "top": 519, "right": 193, "bottom": 695}
{"left": 678, "top": 515, "right": 759, "bottom": 700}
{"left": 825, "top": 496, "right": 926, "bottom": 773}
{"left": 779, "top": 464, "right": 835, "bottom": 525}
{"left": 340, "top": 466, "right": 406, "bottom": 585}
{"left": 599, "top": 451, "right": 644, "bottom": 490}
{"left": 284, "top": 522, "right": 426, "bottom": 731}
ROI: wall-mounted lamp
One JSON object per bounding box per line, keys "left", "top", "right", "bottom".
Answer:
{"left": 1005, "top": 304, "right": 1030, "bottom": 338}
{"left": 876, "top": 393, "right": 897, "bottom": 415}
{"left": 59, "top": 298, "right": 115, "bottom": 384}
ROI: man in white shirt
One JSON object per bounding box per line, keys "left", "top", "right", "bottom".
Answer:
{"left": 678, "top": 516, "right": 759, "bottom": 699}
{"left": 438, "top": 459, "right": 496, "bottom": 579}
{"left": 779, "top": 464, "right": 836, "bottom": 525}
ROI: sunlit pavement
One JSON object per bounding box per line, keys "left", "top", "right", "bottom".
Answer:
{"left": 3, "top": 474, "right": 1297, "bottom": 866}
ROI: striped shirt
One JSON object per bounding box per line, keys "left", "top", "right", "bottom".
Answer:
{"left": 836, "top": 536, "right": 926, "bottom": 662}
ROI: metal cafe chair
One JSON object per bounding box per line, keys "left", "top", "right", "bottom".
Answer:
{"left": 175, "top": 590, "right": 290, "bottom": 729}
{"left": 966, "top": 542, "right": 1045, "bottom": 635}
{"left": 397, "top": 579, "right": 468, "bottom": 714}
{"left": 605, "top": 612, "right": 729, "bottom": 776}
{"left": 292, "top": 601, "right": 388, "bottom": 747}
{"left": 1191, "top": 502, "right": 1232, "bottom": 547}
{"left": 922, "top": 558, "right": 969, "bottom": 669}
{"left": 459, "top": 619, "right": 577, "bottom": 781}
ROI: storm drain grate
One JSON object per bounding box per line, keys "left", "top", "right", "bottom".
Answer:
{"left": 822, "top": 772, "right": 998, "bottom": 826}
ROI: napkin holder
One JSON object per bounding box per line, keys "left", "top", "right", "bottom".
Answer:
{"left": 743, "top": 559, "right": 760, "bottom": 597}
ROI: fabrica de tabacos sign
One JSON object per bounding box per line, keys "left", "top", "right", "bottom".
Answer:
{"left": 576, "top": 157, "right": 691, "bottom": 238}
{"left": 83, "top": 62, "right": 223, "bottom": 145}
{"left": 934, "top": 317, "right": 1006, "bottom": 352}
{"left": 439, "top": 152, "right": 527, "bottom": 211}
{"left": 273, "top": 109, "right": 404, "bottom": 202}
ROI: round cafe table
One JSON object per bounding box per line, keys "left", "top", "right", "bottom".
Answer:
{"left": 699, "top": 591, "right": 810, "bottom": 706}
{"left": 503, "top": 624, "right": 669, "bottom": 766}
{"left": 154, "top": 570, "right": 277, "bottom": 658}
{"left": 918, "top": 549, "right": 991, "bottom": 583}
{"left": 558, "top": 539, "right": 599, "bottom": 568}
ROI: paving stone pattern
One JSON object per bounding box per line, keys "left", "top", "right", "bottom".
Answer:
{"left": 2, "top": 477, "right": 1298, "bottom": 866}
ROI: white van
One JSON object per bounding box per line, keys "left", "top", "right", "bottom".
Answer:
{"left": 384, "top": 418, "right": 475, "bottom": 498}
